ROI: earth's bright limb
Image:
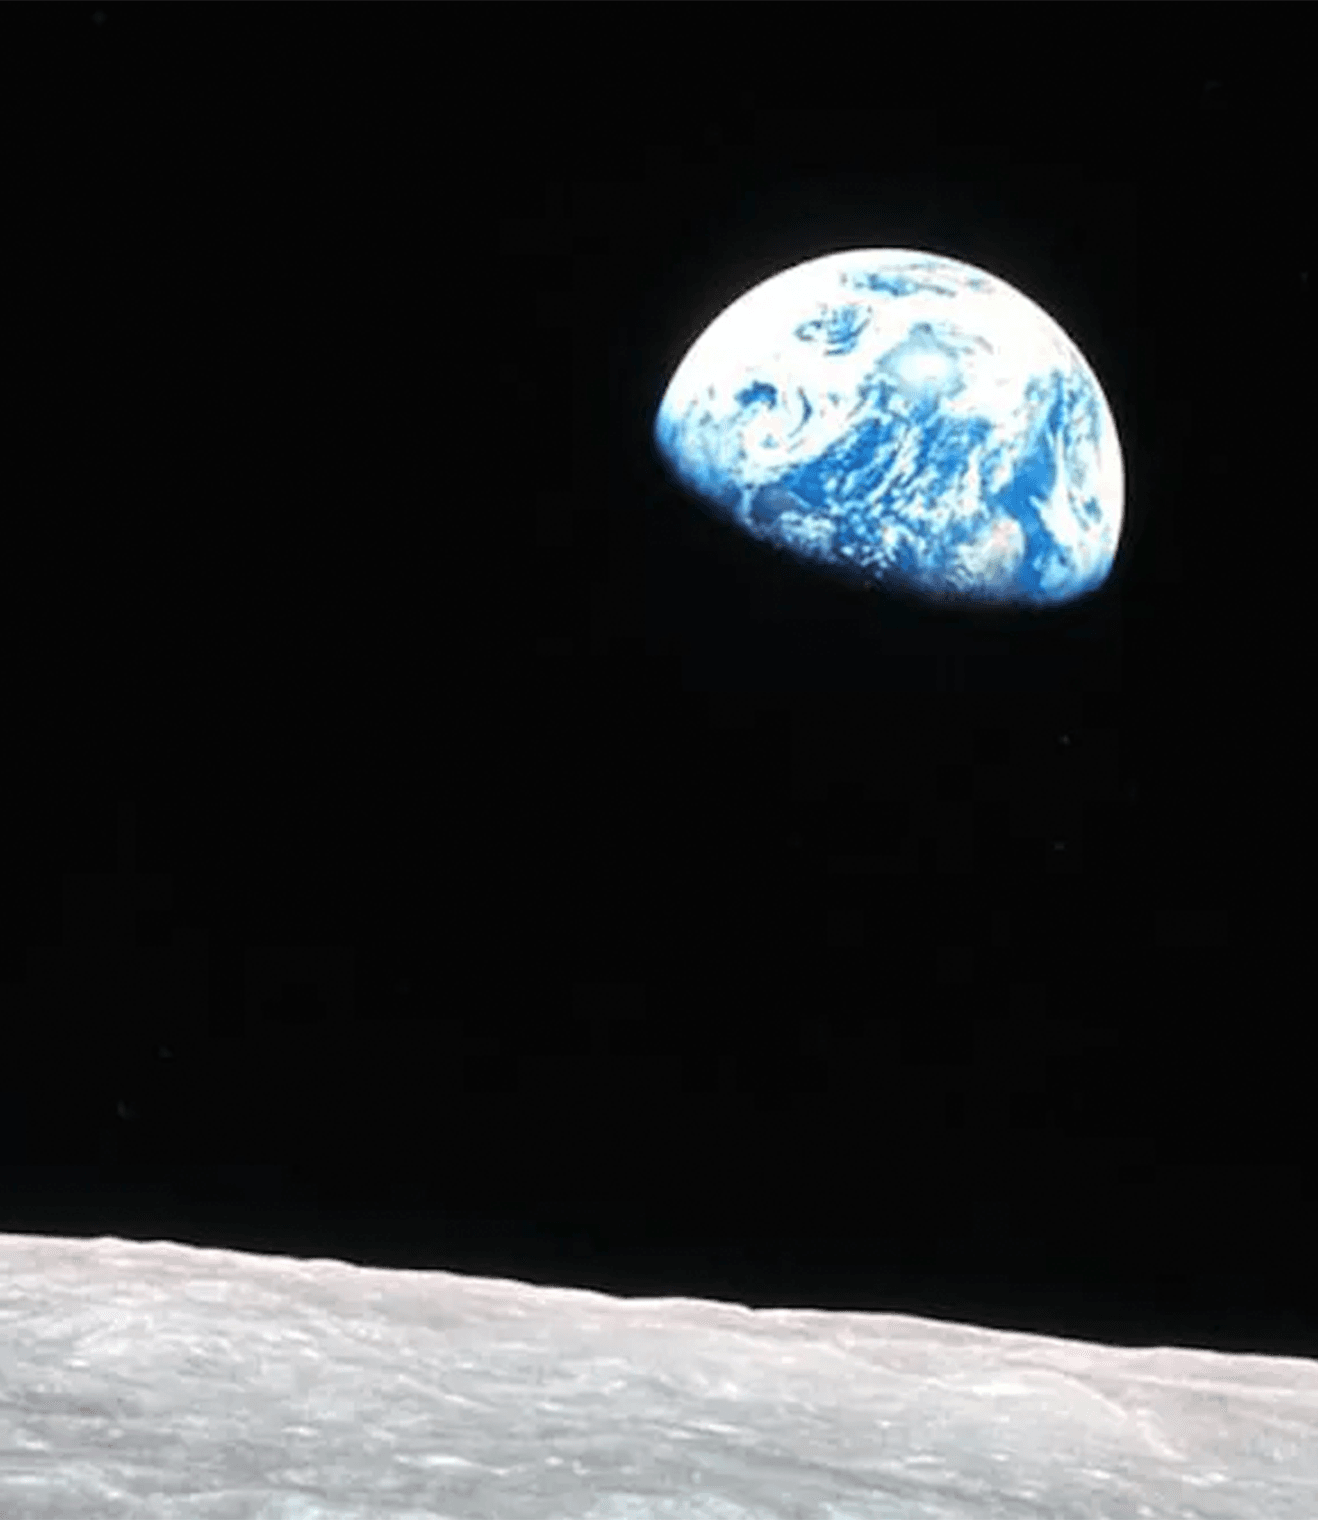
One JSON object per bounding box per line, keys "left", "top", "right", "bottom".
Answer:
{"left": 654, "top": 248, "right": 1124, "bottom": 609}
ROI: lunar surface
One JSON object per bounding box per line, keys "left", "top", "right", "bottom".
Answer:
{"left": 1, "top": 1234, "right": 1314, "bottom": 1517}
{"left": 653, "top": 248, "right": 1124, "bottom": 609}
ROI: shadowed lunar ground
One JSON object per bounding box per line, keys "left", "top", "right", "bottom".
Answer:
{"left": 0, "top": 1233, "right": 1314, "bottom": 1519}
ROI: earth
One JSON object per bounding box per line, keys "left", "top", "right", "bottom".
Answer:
{"left": 653, "top": 248, "right": 1124, "bottom": 610}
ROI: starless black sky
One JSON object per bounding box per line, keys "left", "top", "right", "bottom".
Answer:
{"left": 0, "top": 6, "right": 1311, "bottom": 1348}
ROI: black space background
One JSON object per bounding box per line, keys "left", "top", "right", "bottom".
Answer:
{"left": 0, "top": 8, "right": 1311, "bottom": 1356}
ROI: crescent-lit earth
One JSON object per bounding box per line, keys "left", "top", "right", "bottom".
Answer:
{"left": 653, "top": 248, "right": 1124, "bottom": 609}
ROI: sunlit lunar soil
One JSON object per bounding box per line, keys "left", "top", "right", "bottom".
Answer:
{"left": 1, "top": 1234, "right": 1315, "bottom": 1518}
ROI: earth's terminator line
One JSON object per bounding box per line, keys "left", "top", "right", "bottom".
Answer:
{"left": 654, "top": 248, "right": 1124, "bottom": 610}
